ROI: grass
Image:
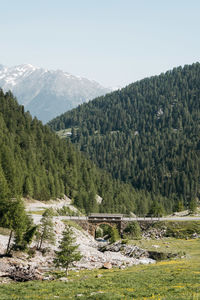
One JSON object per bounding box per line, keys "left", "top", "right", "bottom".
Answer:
{"left": 129, "top": 238, "right": 187, "bottom": 256}
{"left": 0, "top": 227, "right": 10, "bottom": 235}
{"left": 27, "top": 209, "right": 46, "bottom": 215}
{"left": 165, "top": 221, "right": 200, "bottom": 238}
{"left": 0, "top": 238, "right": 199, "bottom": 299}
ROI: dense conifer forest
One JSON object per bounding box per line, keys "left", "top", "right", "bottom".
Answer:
{"left": 49, "top": 63, "right": 200, "bottom": 211}
{"left": 0, "top": 89, "right": 167, "bottom": 215}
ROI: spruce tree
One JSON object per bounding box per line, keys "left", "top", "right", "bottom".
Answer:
{"left": 4, "top": 197, "right": 29, "bottom": 254}
{"left": 36, "top": 208, "right": 55, "bottom": 250}
{"left": 189, "top": 198, "right": 198, "bottom": 214}
{"left": 54, "top": 225, "right": 82, "bottom": 276}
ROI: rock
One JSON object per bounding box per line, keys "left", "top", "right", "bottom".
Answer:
{"left": 119, "top": 265, "right": 126, "bottom": 269}
{"left": 100, "top": 241, "right": 149, "bottom": 259}
{"left": 0, "top": 271, "right": 9, "bottom": 277}
{"left": 91, "top": 291, "right": 104, "bottom": 295}
{"left": 148, "top": 251, "right": 177, "bottom": 261}
{"left": 0, "top": 217, "right": 155, "bottom": 276}
{"left": 8, "top": 264, "right": 43, "bottom": 282}
{"left": 142, "top": 227, "right": 167, "bottom": 239}
{"left": 59, "top": 277, "right": 68, "bottom": 282}
{"left": 43, "top": 276, "right": 53, "bottom": 281}
{"left": 103, "top": 262, "right": 112, "bottom": 269}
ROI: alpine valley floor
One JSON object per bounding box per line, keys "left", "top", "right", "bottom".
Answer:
{"left": 0, "top": 238, "right": 199, "bottom": 300}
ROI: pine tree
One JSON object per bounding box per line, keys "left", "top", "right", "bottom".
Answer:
{"left": 189, "top": 198, "right": 198, "bottom": 214}
{"left": 36, "top": 208, "right": 55, "bottom": 250}
{"left": 54, "top": 225, "right": 82, "bottom": 276}
{"left": 4, "top": 197, "right": 29, "bottom": 254}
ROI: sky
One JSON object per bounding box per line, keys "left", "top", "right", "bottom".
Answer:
{"left": 0, "top": 0, "right": 200, "bottom": 87}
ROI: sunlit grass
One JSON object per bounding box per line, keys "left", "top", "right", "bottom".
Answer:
{"left": 0, "top": 227, "right": 10, "bottom": 235}
{"left": 27, "top": 209, "right": 46, "bottom": 215}
{"left": 0, "top": 239, "right": 199, "bottom": 299}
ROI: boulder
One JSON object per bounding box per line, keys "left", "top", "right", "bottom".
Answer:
{"left": 59, "top": 277, "right": 68, "bottom": 282}
{"left": 103, "top": 262, "right": 112, "bottom": 269}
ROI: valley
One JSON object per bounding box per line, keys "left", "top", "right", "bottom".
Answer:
{"left": 0, "top": 63, "right": 199, "bottom": 299}
{"left": 0, "top": 197, "right": 199, "bottom": 299}
{"left": 1, "top": 1, "right": 199, "bottom": 298}
{"left": 49, "top": 63, "right": 200, "bottom": 217}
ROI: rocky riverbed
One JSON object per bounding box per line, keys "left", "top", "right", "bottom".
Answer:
{"left": 0, "top": 198, "right": 156, "bottom": 283}
{"left": 0, "top": 217, "right": 155, "bottom": 283}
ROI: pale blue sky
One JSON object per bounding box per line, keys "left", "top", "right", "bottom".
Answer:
{"left": 0, "top": 0, "right": 199, "bottom": 87}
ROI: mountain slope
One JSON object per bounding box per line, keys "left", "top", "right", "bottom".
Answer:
{"left": 49, "top": 63, "right": 200, "bottom": 209}
{"left": 0, "top": 89, "right": 163, "bottom": 215}
{"left": 0, "top": 64, "right": 111, "bottom": 123}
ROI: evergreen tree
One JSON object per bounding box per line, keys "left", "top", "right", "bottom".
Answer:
{"left": 36, "top": 208, "right": 55, "bottom": 250}
{"left": 49, "top": 63, "right": 200, "bottom": 215}
{"left": 54, "top": 225, "right": 82, "bottom": 276}
{"left": 3, "top": 197, "right": 29, "bottom": 254}
{"left": 189, "top": 198, "right": 198, "bottom": 214}
{"left": 0, "top": 89, "right": 148, "bottom": 215}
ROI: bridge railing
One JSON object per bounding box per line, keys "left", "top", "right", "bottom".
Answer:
{"left": 59, "top": 215, "right": 161, "bottom": 221}
{"left": 122, "top": 216, "right": 161, "bottom": 221}
{"left": 60, "top": 216, "right": 88, "bottom": 220}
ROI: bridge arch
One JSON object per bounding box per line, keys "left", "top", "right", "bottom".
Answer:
{"left": 94, "top": 222, "right": 117, "bottom": 239}
{"left": 87, "top": 214, "right": 123, "bottom": 237}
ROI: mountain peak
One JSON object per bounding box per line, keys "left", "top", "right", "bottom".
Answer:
{"left": 0, "top": 63, "right": 111, "bottom": 123}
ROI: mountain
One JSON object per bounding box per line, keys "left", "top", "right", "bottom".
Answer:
{"left": 0, "top": 88, "right": 162, "bottom": 215}
{"left": 49, "top": 63, "right": 200, "bottom": 211}
{"left": 0, "top": 64, "right": 111, "bottom": 123}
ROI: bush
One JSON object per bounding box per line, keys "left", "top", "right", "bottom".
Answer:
{"left": 124, "top": 221, "right": 141, "bottom": 239}
{"left": 109, "top": 225, "right": 120, "bottom": 243}
{"left": 95, "top": 227, "right": 103, "bottom": 238}
{"left": 56, "top": 206, "right": 80, "bottom": 216}
{"left": 166, "top": 221, "right": 200, "bottom": 239}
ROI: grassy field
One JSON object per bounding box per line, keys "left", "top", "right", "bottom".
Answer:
{"left": 0, "top": 238, "right": 199, "bottom": 299}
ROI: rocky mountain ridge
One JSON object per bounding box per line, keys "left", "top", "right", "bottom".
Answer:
{"left": 0, "top": 63, "right": 111, "bottom": 123}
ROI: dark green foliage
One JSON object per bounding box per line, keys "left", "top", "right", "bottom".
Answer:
{"left": 148, "top": 201, "right": 164, "bottom": 217}
{"left": 0, "top": 196, "right": 32, "bottom": 253}
{"left": 54, "top": 225, "right": 82, "bottom": 276}
{"left": 0, "top": 89, "right": 147, "bottom": 214}
{"left": 36, "top": 208, "right": 55, "bottom": 250}
{"left": 49, "top": 63, "right": 200, "bottom": 212}
{"left": 22, "top": 224, "right": 38, "bottom": 249}
{"left": 189, "top": 198, "right": 198, "bottom": 214}
{"left": 56, "top": 206, "right": 80, "bottom": 216}
{"left": 109, "top": 225, "right": 120, "bottom": 243}
{"left": 95, "top": 226, "right": 103, "bottom": 238}
{"left": 165, "top": 221, "right": 200, "bottom": 239}
{"left": 95, "top": 224, "right": 120, "bottom": 242}
{"left": 124, "top": 221, "right": 141, "bottom": 239}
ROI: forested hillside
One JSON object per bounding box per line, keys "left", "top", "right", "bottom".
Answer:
{"left": 49, "top": 63, "right": 200, "bottom": 211}
{"left": 0, "top": 89, "right": 164, "bottom": 215}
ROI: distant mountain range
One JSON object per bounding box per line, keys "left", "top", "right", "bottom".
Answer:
{"left": 0, "top": 64, "right": 111, "bottom": 123}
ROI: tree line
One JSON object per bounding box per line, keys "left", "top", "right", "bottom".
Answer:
{"left": 49, "top": 63, "right": 200, "bottom": 212}
{"left": 0, "top": 89, "right": 165, "bottom": 216}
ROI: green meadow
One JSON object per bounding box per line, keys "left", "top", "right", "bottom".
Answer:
{"left": 0, "top": 238, "right": 199, "bottom": 300}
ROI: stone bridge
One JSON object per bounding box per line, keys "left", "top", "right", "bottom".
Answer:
{"left": 66, "top": 213, "right": 161, "bottom": 237}
{"left": 32, "top": 214, "right": 200, "bottom": 237}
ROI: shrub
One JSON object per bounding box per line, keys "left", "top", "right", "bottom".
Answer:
{"left": 124, "top": 221, "right": 141, "bottom": 239}
{"left": 109, "top": 225, "right": 120, "bottom": 243}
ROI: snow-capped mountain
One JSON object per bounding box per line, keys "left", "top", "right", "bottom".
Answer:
{"left": 0, "top": 64, "right": 111, "bottom": 123}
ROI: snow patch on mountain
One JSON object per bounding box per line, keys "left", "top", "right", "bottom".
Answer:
{"left": 0, "top": 64, "right": 111, "bottom": 123}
